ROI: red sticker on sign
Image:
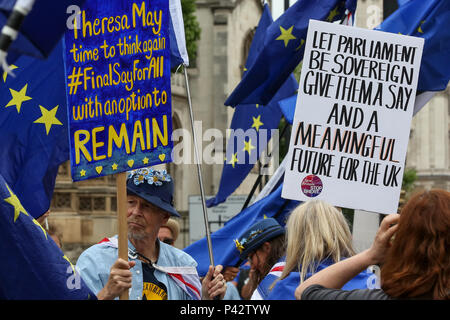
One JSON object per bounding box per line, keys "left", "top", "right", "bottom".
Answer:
{"left": 301, "top": 175, "right": 323, "bottom": 197}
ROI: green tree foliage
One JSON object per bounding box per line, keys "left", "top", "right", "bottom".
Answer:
{"left": 181, "top": 0, "right": 201, "bottom": 67}
{"left": 402, "top": 168, "right": 417, "bottom": 192}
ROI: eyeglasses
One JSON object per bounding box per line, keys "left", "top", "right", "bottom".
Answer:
{"left": 161, "top": 238, "right": 174, "bottom": 245}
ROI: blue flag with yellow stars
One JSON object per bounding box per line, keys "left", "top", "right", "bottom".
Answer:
{"left": 0, "top": 41, "right": 69, "bottom": 219}
{"left": 169, "top": 0, "right": 189, "bottom": 68}
{"left": 0, "top": 173, "right": 95, "bottom": 299}
{"left": 0, "top": 0, "right": 87, "bottom": 62}
{"left": 225, "top": 0, "right": 357, "bottom": 106}
{"left": 376, "top": 0, "right": 450, "bottom": 92}
{"left": 185, "top": 183, "right": 300, "bottom": 276}
{"left": 206, "top": 4, "right": 297, "bottom": 208}
{"left": 278, "top": 94, "right": 297, "bottom": 125}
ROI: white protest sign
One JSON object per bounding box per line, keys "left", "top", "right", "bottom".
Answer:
{"left": 282, "top": 20, "right": 424, "bottom": 214}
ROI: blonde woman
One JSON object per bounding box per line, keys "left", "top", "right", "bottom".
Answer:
{"left": 266, "top": 200, "right": 371, "bottom": 299}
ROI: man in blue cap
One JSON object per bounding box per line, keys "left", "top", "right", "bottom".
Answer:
{"left": 235, "top": 218, "right": 286, "bottom": 299}
{"left": 76, "top": 168, "right": 226, "bottom": 300}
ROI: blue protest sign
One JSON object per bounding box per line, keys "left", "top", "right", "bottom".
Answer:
{"left": 64, "top": 0, "right": 172, "bottom": 181}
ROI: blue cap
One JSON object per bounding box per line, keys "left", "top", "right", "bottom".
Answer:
{"left": 235, "top": 218, "right": 285, "bottom": 260}
{"left": 126, "top": 168, "right": 180, "bottom": 217}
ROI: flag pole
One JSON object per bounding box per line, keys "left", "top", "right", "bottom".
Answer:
{"left": 116, "top": 172, "right": 129, "bottom": 300}
{"left": 0, "top": 0, "right": 36, "bottom": 75}
{"left": 241, "top": 121, "right": 291, "bottom": 210}
{"left": 183, "top": 66, "right": 215, "bottom": 268}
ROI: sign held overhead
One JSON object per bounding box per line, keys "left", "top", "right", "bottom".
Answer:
{"left": 282, "top": 20, "right": 424, "bottom": 214}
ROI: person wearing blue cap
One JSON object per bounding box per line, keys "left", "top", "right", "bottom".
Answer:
{"left": 76, "top": 168, "right": 226, "bottom": 300}
{"left": 234, "top": 218, "right": 286, "bottom": 299}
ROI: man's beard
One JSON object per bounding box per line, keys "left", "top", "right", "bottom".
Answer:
{"left": 128, "top": 222, "right": 148, "bottom": 241}
{"left": 128, "top": 229, "right": 147, "bottom": 241}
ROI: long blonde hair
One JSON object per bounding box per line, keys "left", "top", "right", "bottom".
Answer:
{"left": 276, "top": 200, "right": 355, "bottom": 285}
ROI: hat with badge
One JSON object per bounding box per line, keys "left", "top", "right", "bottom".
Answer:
{"left": 126, "top": 168, "right": 180, "bottom": 217}
{"left": 234, "top": 218, "right": 285, "bottom": 260}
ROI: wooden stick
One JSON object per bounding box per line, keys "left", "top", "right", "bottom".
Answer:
{"left": 116, "top": 172, "right": 129, "bottom": 300}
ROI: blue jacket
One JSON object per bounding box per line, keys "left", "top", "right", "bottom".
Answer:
{"left": 76, "top": 236, "right": 200, "bottom": 300}
{"left": 253, "top": 258, "right": 373, "bottom": 300}
{"left": 267, "top": 258, "right": 373, "bottom": 300}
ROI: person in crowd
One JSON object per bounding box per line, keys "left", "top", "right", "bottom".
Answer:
{"left": 158, "top": 218, "right": 180, "bottom": 246}
{"left": 36, "top": 209, "right": 50, "bottom": 227}
{"left": 223, "top": 266, "right": 239, "bottom": 283}
{"left": 158, "top": 219, "right": 241, "bottom": 300}
{"left": 233, "top": 261, "right": 251, "bottom": 298}
{"left": 36, "top": 210, "right": 63, "bottom": 248}
{"left": 295, "top": 189, "right": 450, "bottom": 300}
{"left": 46, "top": 223, "right": 63, "bottom": 248}
{"left": 218, "top": 266, "right": 241, "bottom": 300}
{"left": 267, "top": 200, "right": 371, "bottom": 299}
{"left": 156, "top": 216, "right": 240, "bottom": 299}
{"left": 76, "top": 168, "right": 226, "bottom": 300}
{"left": 234, "top": 218, "right": 286, "bottom": 299}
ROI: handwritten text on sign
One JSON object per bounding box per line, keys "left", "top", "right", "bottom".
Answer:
{"left": 64, "top": 0, "right": 172, "bottom": 181}
{"left": 282, "top": 20, "right": 424, "bottom": 214}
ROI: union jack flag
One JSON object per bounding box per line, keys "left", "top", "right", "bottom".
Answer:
{"left": 99, "top": 237, "right": 202, "bottom": 300}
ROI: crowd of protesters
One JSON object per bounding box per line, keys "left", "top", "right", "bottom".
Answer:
{"left": 36, "top": 169, "right": 449, "bottom": 300}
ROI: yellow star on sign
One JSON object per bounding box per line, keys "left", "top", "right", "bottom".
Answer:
{"left": 3, "top": 184, "right": 29, "bottom": 222}
{"left": 228, "top": 153, "right": 238, "bottom": 168}
{"left": 251, "top": 115, "right": 264, "bottom": 132}
{"left": 111, "top": 163, "right": 118, "bottom": 171}
{"left": 3, "top": 64, "right": 18, "bottom": 82}
{"left": 142, "top": 157, "right": 149, "bottom": 164}
{"left": 80, "top": 169, "right": 86, "bottom": 176}
{"left": 243, "top": 139, "right": 256, "bottom": 155}
{"left": 5, "top": 84, "right": 32, "bottom": 113}
{"left": 326, "top": 6, "right": 340, "bottom": 22}
{"left": 33, "top": 105, "right": 63, "bottom": 135}
{"left": 276, "top": 25, "right": 296, "bottom": 47}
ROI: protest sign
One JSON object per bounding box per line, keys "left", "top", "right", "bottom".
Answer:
{"left": 282, "top": 20, "right": 424, "bottom": 214}
{"left": 64, "top": 0, "right": 172, "bottom": 182}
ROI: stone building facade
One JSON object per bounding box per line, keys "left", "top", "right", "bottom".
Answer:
{"left": 49, "top": 0, "right": 449, "bottom": 262}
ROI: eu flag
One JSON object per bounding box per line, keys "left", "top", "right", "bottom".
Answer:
{"left": 278, "top": 94, "right": 297, "bottom": 125}
{"left": 185, "top": 183, "right": 300, "bottom": 276}
{"left": 206, "top": 4, "right": 297, "bottom": 208}
{"left": 376, "top": 0, "right": 450, "bottom": 92}
{"left": 0, "top": 0, "right": 86, "bottom": 61}
{"left": 0, "top": 173, "right": 95, "bottom": 299}
{"left": 169, "top": 0, "right": 189, "bottom": 68}
{"left": 0, "top": 41, "right": 69, "bottom": 219}
{"left": 224, "top": 0, "right": 357, "bottom": 106}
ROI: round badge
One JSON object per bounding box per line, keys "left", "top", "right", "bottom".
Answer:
{"left": 301, "top": 175, "right": 323, "bottom": 197}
